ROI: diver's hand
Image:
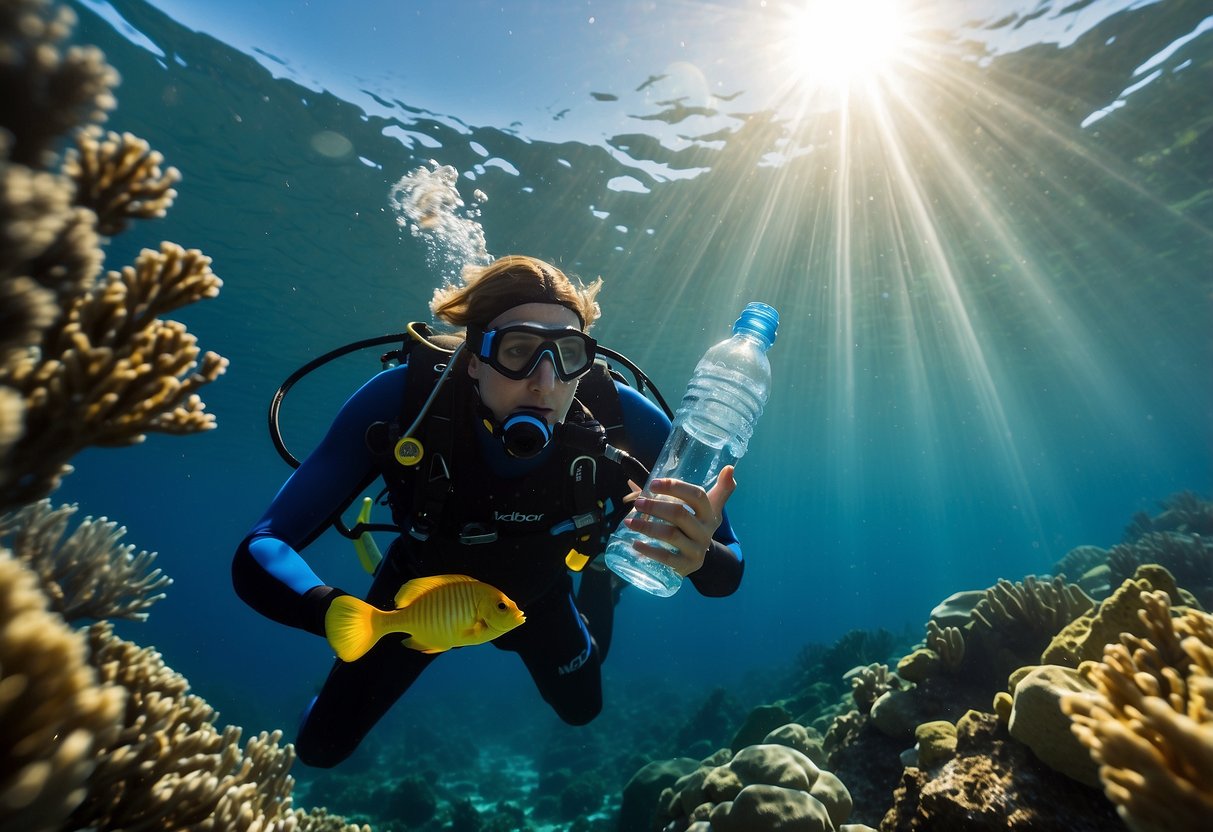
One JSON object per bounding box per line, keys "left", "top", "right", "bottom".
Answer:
{"left": 623, "top": 465, "right": 737, "bottom": 576}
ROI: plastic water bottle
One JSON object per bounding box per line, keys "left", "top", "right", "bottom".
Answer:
{"left": 605, "top": 302, "right": 778, "bottom": 596}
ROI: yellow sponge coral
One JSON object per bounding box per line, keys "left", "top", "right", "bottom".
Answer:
{"left": 1062, "top": 590, "right": 1213, "bottom": 832}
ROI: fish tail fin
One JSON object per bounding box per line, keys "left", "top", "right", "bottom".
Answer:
{"left": 324, "top": 595, "right": 380, "bottom": 662}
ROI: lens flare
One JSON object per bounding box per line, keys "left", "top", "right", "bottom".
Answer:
{"left": 781, "top": 0, "right": 910, "bottom": 92}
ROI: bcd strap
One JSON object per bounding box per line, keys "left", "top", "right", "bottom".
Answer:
{"left": 372, "top": 329, "right": 631, "bottom": 559}
{"left": 363, "top": 323, "right": 463, "bottom": 539}
{"left": 404, "top": 338, "right": 458, "bottom": 541}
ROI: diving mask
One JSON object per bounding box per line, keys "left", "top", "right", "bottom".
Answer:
{"left": 470, "top": 323, "right": 597, "bottom": 382}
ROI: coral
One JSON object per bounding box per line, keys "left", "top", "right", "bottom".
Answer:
{"left": 1006, "top": 664, "right": 1100, "bottom": 786}
{"left": 849, "top": 663, "right": 899, "bottom": 714}
{"left": 0, "top": 144, "right": 99, "bottom": 372}
{"left": 882, "top": 710, "right": 1123, "bottom": 831}
{"left": 928, "top": 589, "right": 985, "bottom": 628}
{"left": 821, "top": 711, "right": 906, "bottom": 827}
{"left": 1, "top": 0, "right": 228, "bottom": 512}
{"left": 0, "top": 550, "right": 124, "bottom": 832}
{"left": 1106, "top": 532, "right": 1212, "bottom": 607}
{"left": 0, "top": 6, "right": 366, "bottom": 831}
{"left": 698, "top": 784, "right": 835, "bottom": 831}
{"left": 0, "top": 499, "right": 170, "bottom": 622}
{"left": 913, "top": 721, "right": 957, "bottom": 768}
{"left": 894, "top": 649, "right": 939, "bottom": 684}
{"left": 762, "top": 723, "right": 827, "bottom": 768}
{"left": 897, "top": 622, "right": 966, "bottom": 684}
{"left": 658, "top": 744, "right": 855, "bottom": 831}
{"left": 1043, "top": 565, "right": 1186, "bottom": 668}
{"left": 925, "top": 620, "right": 964, "bottom": 671}
{"left": 1124, "top": 491, "right": 1213, "bottom": 541}
{"left": 1052, "top": 544, "right": 1110, "bottom": 581}
{"left": 968, "top": 575, "right": 1095, "bottom": 684}
{"left": 971, "top": 575, "right": 1094, "bottom": 639}
{"left": 53, "top": 621, "right": 369, "bottom": 832}
{"left": 1, "top": 241, "right": 228, "bottom": 508}
{"left": 1062, "top": 590, "right": 1213, "bottom": 832}
{"left": 62, "top": 128, "right": 180, "bottom": 236}
{"left": 0, "top": 0, "right": 118, "bottom": 167}
{"left": 993, "top": 690, "right": 1013, "bottom": 725}
{"left": 620, "top": 758, "right": 700, "bottom": 832}
{"left": 868, "top": 687, "right": 948, "bottom": 741}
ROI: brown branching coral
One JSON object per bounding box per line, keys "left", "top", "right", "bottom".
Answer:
{"left": 0, "top": 156, "right": 90, "bottom": 355}
{"left": 1, "top": 0, "right": 227, "bottom": 511}
{"left": 0, "top": 150, "right": 102, "bottom": 301}
{"left": 0, "top": 499, "right": 171, "bottom": 622}
{"left": 62, "top": 622, "right": 370, "bottom": 832}
{"left": 69, "top": 622, "right": 309, "bottom": 832}
{"left": 1062, "top": 590, "right": 1213, "bottom": 832}
{"left": 0, "top": 3, "right": 367, "bottom": 830}
{"left": 0, "top": 0, "right": 118, "bottom": 167}
{"left": 63, "top": 128, "right": 181, "bottom": 236}
{"left": 0, "top": 550, "right": 125, "bottom": 832}
{"left": 1, "top": 241, "right": 228, "bottom": 508}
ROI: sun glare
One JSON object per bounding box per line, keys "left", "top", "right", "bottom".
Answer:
{"left": 782, "top": 0, "right": 910, "bottom": 92}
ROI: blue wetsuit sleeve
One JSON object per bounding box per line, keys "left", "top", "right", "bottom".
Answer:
{"left": 615, "top": 383, "right": 744, "bottom": 596}
{"left": 231, "top": 365, "right": 407, "bottom": 634}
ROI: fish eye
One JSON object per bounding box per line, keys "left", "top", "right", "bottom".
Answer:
{"left": 497, "top": 602, "right": 507, "bottom": 610}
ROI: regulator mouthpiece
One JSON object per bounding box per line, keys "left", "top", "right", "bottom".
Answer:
{"left": 501, "top": 411, "right": 553, "bottom": 458}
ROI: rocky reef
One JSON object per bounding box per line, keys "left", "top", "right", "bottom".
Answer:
{"left": 618, "top": 492, "right": 1213, "bottom": 831}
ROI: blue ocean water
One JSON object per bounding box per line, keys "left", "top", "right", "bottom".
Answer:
{"left": 50, "top": 0, "right": 1211, "bottom": 821}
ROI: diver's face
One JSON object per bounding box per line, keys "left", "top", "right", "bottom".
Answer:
{"left": 468, "top": 302, "right": 582, "bottom": 426}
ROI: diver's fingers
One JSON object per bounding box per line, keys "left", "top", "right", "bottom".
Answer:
{"left": 645, "top": 478, "right": 711, "bottom": 516}
{"left": 623, "top": 511, "right": 693, "bottom": 550}
{"left": 621, "top": 531, "right": 698, "bottom": 577}
{"left": 706, "top": 466, "right": 737, "bottom": 518}
{"left": 637, "top": 480, "right": 718, "bottom": 539}
{"left": 623, "top": 478, "right": 643, "bottom": 504}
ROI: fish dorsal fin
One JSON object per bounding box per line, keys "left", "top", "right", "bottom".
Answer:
{"left": 394, "top": 574, "right": 477, "bottom": 609}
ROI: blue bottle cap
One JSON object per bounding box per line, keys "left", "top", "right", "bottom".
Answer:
{"left": 732, "top": 302, "right": 779, "bottom": 347}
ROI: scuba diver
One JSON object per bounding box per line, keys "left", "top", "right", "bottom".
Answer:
{"left": 232, "top": 255, "right": 744, "bottom": 767}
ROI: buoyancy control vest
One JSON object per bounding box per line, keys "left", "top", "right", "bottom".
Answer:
{"left": 362, "top": 324, "right": 637, "bottom": 605}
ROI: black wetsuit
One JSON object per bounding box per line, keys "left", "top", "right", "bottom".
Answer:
{"left": 232, "top": 364, "right": 743, "bottom": 767}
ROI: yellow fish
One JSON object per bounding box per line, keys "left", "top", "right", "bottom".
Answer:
{"left": 324, "top": 574, "right": 525, "bottom": 662}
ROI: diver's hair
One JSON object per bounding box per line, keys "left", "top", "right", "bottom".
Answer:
{"left": 430, "top": 255, "right": 602, "bottom": 333}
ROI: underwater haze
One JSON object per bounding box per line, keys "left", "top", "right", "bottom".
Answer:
{"left": 55, "top": 0, "right": 1211, "bottom": 820}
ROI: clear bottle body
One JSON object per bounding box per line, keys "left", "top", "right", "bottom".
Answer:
{"left": 605, "top": 310, "right": 774, "bottom": 596}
